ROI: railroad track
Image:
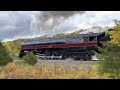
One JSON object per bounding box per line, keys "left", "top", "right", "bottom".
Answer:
{"left": 36, "top": 59, "right": 99, "bottom": 69}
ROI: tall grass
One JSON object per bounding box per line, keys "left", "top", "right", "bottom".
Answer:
{"left": 0, "top": 61, "right": 110, "bottom": 79}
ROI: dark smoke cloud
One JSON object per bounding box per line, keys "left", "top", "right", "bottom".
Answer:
{"left": 37, "top": 11, "right": 85, "bottom": 32}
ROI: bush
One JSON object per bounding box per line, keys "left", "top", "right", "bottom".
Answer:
{"left": 23, "top": 52, "right": 37, "bottom": 65}
{"left": 0, "top": 42, "right": 13, "bottom": 66}
{"left": 97, "top": 43, "right": 120, "bottom": 79}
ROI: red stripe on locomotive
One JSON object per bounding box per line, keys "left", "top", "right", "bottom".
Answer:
{"left": 22, "top": 42, "right": 97, "bottom": 50}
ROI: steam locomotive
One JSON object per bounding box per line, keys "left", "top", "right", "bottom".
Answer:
{"left": 19, "top": 31, "right": 110, "bottom": 60}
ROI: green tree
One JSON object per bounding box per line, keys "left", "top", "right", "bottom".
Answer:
{"left": 97, "top": 43, "right": 120, "bottom": 79}
{"left": 96, "top": 20, "right": 120, "bottom": 78}
{"left": 0, "top": 41, "right": 13, "bottom": 66}
{"left": 3, "top": 39, "right": 23, "bottom": 59}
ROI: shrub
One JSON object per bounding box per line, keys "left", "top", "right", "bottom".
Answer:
{"left": 23, "top": 52, "right": 37, "bottom": 65}
{"left": 97, "top": 43, "right": 120, "bottom": 79}
{"left": 0, "top": 42, "right": 13, "bottom": 66}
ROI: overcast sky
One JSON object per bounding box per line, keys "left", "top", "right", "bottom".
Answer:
{"left": 1, "top": 11, "right": 120, "bottom": 42}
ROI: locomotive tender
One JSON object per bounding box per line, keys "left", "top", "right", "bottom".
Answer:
{"left": 19, "top": 32, "right": 110, "bottom": 60}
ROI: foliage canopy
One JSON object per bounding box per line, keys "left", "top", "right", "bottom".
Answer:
{"left": 0, "top": 42, "right": 13, "bottom": 66}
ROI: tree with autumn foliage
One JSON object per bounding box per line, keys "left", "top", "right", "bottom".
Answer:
{"left": 0, "top": 41, "right": 13, "bottom": 66}
{"left": 96, "top": 20, "right": 120, "bottom": 78}
{"left": 110, "top": 20, "right": 120, "bottom": 45}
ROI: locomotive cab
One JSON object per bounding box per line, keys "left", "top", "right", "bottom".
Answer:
{"left": 89, "top": 36, "right": 97, "bottom": 41}
{"left": 83, "top": 35, "right": 97, "bottom": 42}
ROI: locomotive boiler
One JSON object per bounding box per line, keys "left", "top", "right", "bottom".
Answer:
{"left": 19, "top": 32, "right": 110, "bottom": 60}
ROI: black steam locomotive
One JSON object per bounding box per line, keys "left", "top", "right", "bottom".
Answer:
{"left": 19, "top": 32, "right": 110, "bottom": 60}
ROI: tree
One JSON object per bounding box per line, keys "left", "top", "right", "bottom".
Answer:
{"left": 110, "top": 20, "right": 120, "bottom": 45}
{"left": 96, "top": 20, "right": 120, "bottom": 78}
{"left": 3, "top": 39, "right": 23, "bottom": 58}
{"left": 0, "top": 41, "right": 13, "bottom": 66}
{"left": 53, "top": 33, "right": 65, "bottom": 37}
{"left": 97, "top": 43, "right": 120, "bottom": 79}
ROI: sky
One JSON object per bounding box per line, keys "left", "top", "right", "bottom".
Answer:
{"left": 0, "top": 11, "right": 120, "bottom": 42}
